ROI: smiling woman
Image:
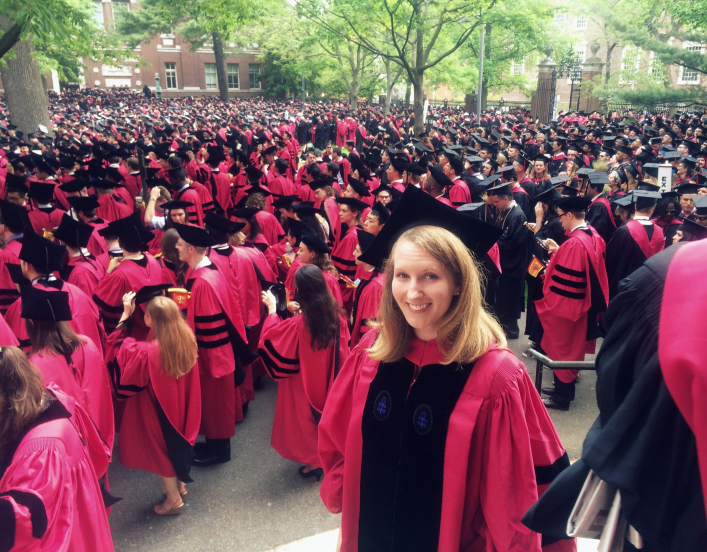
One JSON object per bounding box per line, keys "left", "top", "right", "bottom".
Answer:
{"left": 318, "top": 186, "right": 574, "bottom": 552}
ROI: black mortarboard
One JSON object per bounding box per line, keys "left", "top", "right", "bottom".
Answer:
{"left": 5, "top": 173, "right": 29, "bottom": 195}
{"left": 272, "top": 195, "right": 299, "bottom": 209}
{"left": 636, "top": 181, "right": 661, "bottom": 192}
{"left": 29, "top": 181, "right": 56, "bottom": 203}
{"left": 166, "top": 167, "right": 188, "bottom": 181}
{"left": 204, "top": 212, "right": 244, "bottom": 236}
{"left": 53, "top": 214, "right": 94, "bottom": 248}
{"left": 534, "top": 185, "right": 562, "bottom": 205}
{"left": 336, "top": 197, "right": 368, "bottom": 212}
{"left": 67, "top": 195, "right": 101, "bottom": 212}
{"left": 633, "top": 190, "right": 662, "bottom": 210}
{"left": 108, "top": 212, "right": 155, "bottom": 248}
{"left": 691, "top": 195, "right": 707, "bottom": 214}
{"left": 300, "top": 229, "right": 330, "bottom": 255}
{"left": 406, "top": 163, "right": 427, "bottom": 177}
{"left": 59, "top": 179, "right": 89, "bottom": 193}
{"left": 356, "top": 229, "right": 376, "bottom": 254}
{"left": 576, "top": 167, "right": 596, "bottom": 176}
{"left": 6, "top": 263, "right": 29, "bottom": 286}
{"left": 307, "top": 177, "right": 328, "bottom": 191}
{"left": 555, "top": 195, "right": 591, "bottom": 211}
{"left": 428, "top": 164, "right": 454, "bottom": 189}
{"left": 661, "top": 150, "right": 681, "bottom": 160}
{"left": 245, "top": 165, "right": 264, "bottom": 180}
{"left": 488, "top": 182, "right": 513, "bottom": 196}
{"left": 286, "top": 219, "right": 306, "bottom": 242}
{"left": 19, "top": 230, "right": 66, "bottom": 273}
{"left": 676, "top": 182, "right": 700, "bottom": 195}
{"left": 0, "top": 199, "right": 30, "bottom": 232}
{"left": 174, "top": 223, "right": 216, "bottom": 248}
{"left": 369, "top": 201, "right": 390, "bottom": 223}
{"left": 346, "top": 177, "right": 371, "bottom": 197}
{"left": 20, "top": 286, "right": 72, "bottom": 321}
{"left": 230, "top": 207, "right": 260, "bottom": 219}
{"left": 478, "top": 174, "right": 501, "bottom": 190}
{"left": 134, "top": 283, "right": 173, "bottom": 306}
{"left": 292, "top": 202, "right": 318, "bottom": 218}
{"left": 678, "top": 217, "right": 707, "bottom": 240}
{"left": 390, "top": 157, "right": 409, "bottom": 174}
{"left": 262, "top": 145, "right": 277, "bottom": 156}
{"left": 680, "top": 156, "right": 697, "bottom": 169}
{"left": 549, "top": 175, "right": 570, "bottom": 186}
{"left": 588, "top": 172, "right": 610, "bottom": 185}
{"left": 161, "top": 199, "right": 194, "bottom": 211}
{"left": 358, "top": 185, "right": 502, "bottom": 268}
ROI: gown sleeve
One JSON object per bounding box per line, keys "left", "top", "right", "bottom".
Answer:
{"left": 539, "top": 240, "right": 590, "bottom": 323}
{"left": 105, "top": 329, "right": 149, "bottom": 399}
{"left": 318, "top": 331, "right": 376, "bottom": 514}
{"left": 257, "top": 314, "right": 301, "bottom": 380}
{"left": 78, "top": 339, "right": 115, "bottom": 452}
{"left": 115, "top": 337, "right": 151, "bottom": 388}
{"left": 93, "top": 272, "right": 130, "bottom": 335}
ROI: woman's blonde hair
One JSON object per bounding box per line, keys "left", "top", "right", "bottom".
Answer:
{"left": 145, "top": 296, "right": 197, "bottom": 377}
{"left": 0, "top": 347, "right": 46, "bottom": 457}
{"left": 368, "top": 226, "right": 506, "bottom": 365}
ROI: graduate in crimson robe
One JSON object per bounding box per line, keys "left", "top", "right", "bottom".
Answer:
{"left": 205, "top": 145, "right": 232, "bottom": 214}
{"left": 0, "top": 382, "right": 114, "bottom": 552}
{"left": 524, "top": 240, "right": 707, "bottom": 551}
{"left": 258, "top": 265, "right": 350, "bottom": 472}
{"left": 0, "top": 200, "right": 29, "bottom": 315}
{"left": 349, "top": 230, "right": 384, "bottom": 348}
{"left": 319, "top": 186, "right": 571, "bottom": 552}
{"left": 332, "top": 197, "right": 366, "bottom": 312}
{"left": 106, "top": 286, "right": 201, "bottom": 516}
{"left": 605, "top": 191, "right": 664, "bottom": 299}
{"left": 54, "top": 214, "right": 106, "bottom": 297}
{"left": 175, "top": 224, "right": 258, "bottom": 466}
{"left": 27, "top": 182, "right": 65, "bottom": 235}
{"left": 165, "top": 167, "right": 204, "bottom": 226}
{"left": 21, "top": 286, "right": 114, "bottom": 453}
{"left": 6, "top": 230, "right": 105, "bottom": 355}
{"left": 289, "top": 230, "right": 344, "bottom": 308}
{"left": 92, "top": 213, "right": 165, "bottom": 338}
{"left": 0, "top": 310, "right": 18, "bottom": 346}
{"left": 94, "top": 183, "right": 132, "bottom": 223}
{"left": 535, "top": 196, "right": 608, "bottom": 410}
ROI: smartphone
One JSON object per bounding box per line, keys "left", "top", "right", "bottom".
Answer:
{"left": 536, "top": 237, "right": 550, "bottom": 250}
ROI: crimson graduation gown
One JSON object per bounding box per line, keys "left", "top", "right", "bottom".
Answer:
{"left": 95, "top": 193, "right": 131, "bottom": 223}
{"left": 349, "top": 272, "right": 384, "bottom": 348}
{"left": 185, "top": 261, "right": 257, "bottom": 439}
{"left": 0, "top": 237, "right": 22, "bottom": 315}
{"left": 535, "top": 226, "right": 608, "bottom": 383}
{"left": 63, "top": 254, "right": 106, "bottom": 297}
{"left": 28, "top": 205, "right": 65, "bottom": 235}
{"left": 0, "top": 387, "right": 114, "bottom": 552}
{"left": 258, "top": 313, "right": 350, "bottom": 466}
{"left": 7, "top": 279, "right": 105, "bottom": 355}
{"left": 319, "top": 331, "right": 572, "bottom": 552}
{"left": 107, "top": 332, "right": 201, "bottom": 481}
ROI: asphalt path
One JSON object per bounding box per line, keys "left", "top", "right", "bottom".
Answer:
{"left": 108, "top": 311, "right": 599, "bottom": 551}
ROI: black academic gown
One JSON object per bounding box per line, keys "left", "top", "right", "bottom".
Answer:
{"left": 586, "top": 196, "right": 616, "bottom": 245}
{"left": 605, "top": 222, "right": 657, "bottom": 299}
{"left": 523, "top": 243, "right": 707, "bottom": 552}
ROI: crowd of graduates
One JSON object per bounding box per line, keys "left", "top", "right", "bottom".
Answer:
{"left": 0, "top": 87, "right": 705, "bottom": 551}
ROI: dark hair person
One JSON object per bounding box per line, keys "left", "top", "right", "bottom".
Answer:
{"left": 106, "top": 286, "right": 199, "bottom": 516}
{"left": 258, "top": 264, "right": 349, "bottom": 480}
{"left": 317, "top": 186, "right": 570, "bottom": 551}
{"left": 0, "top": 346, "right": 114, "bottom": 550}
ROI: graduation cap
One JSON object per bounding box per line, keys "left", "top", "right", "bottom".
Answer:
{"left": 632, "top": 190, "right": 662, "bottom": 210}
{"left": 5, "top": 173, "right": 29, "bottom": 195}
{"left": 230, "top": 207, "right": 259, "bottom": 219}
{"left": 53, "top": 214, "right": 94, "bottom": 248}
{"left": 679, "top": 156, "right": 698, "bottom": 169}
{"left": 6, "top": 263, "right": 29, "bottom": 286}
{"left": 428, "top": 164, "right": 453, "bottom": 189}
{"left": 161, "top": 199, "right": 194, "bottom": 211}
{"left": 676, "top": 182, "right": 700, "bottom": 195}
{"left": 107, "top": 212, "right": 154, "bottom": 248}
{"left": 356, "top": 229, "right": 377, "bottom": 255}
{"left": 636, "top": 181, "right": 661, "bottom": 192}
{"left": 174, "top": 223, "right": 216, "bottom": 248}
{"left": 246, "top": 185, "right": 271, "bottom": 198}
{"left": 488, "top": 182, "right": 513, "bottom": 197}
{"left": 307, "top": 177, "right": 328, "bottom": 191}
{"left": 369, "top": 201, "right": 390, "bottom": 223}
{"left": 134, "top": 283, "right": 173, "bottom": 306}
{"left": 478, "top": 174, "right": 502, "bottom": 190}
{"left": 358, "top": 185, "right": 502, "bottom": 268}
{"left": 390, "top": 157, "right": 409, "bottom": 174}
{"left": 20, "top": 286, "right": 72, "bottom": 322}
{"left": 405, "top": 163, "right": 426, "bottom": 177}
{"left": 576, "top": 167, "right": 596, "bottom": 176}
{"left": 661, "top": 150, "right": 681, "bottom": 160}
{"left": 19, "top": 230, "right": 66, "bottom": 273}
{"left": 554, "top": 195, "right": 591, "bottom": 211}
{"left": 0, "top": 199, "right": 30, "bottom": 232}
{"left": 336, "top": 197, "right": 368, "bottom": 213}
{"left": 691, "top": 195, "right": 707, "bottom": 215}
{"left": 272, "top": 195, "right": 300, "bottom": 210}
{"left": 292, "top": 202, "right": 318, "bottom": 218}
{"left": 300, "top": 229, "right": 330, "bottom": 255}
{"left": 285, "top": 219, "right": 306, "bottom": 242}
{"left": 204, "top": 212, "right": 245, "bottom": 237}
{"left": 244, "top": 165, "right": 264, "bottom": 181}
{"left": 67, "top": 195, "right": 101, "bottom": 213}
{"left": 347, "top": 177, "right": 371, "bottom": 197}
{"left": 534, "top": 185, "right": 563, "bottom": 205}
{"left": 29, "top": 181, "right": 56, "bottom": 204}
{"left": 464, "top": 155, "right": 484, "bottom": 164}
{"left": 588, "top": 172, "right": 610, "bottom": 185}
{"left": 166, "top": 167, "right": 188, "bottom": 182}
{"left": 678, "top": 217, "right": 707, "bottom": 240}
{"left": 262, "top": 146, "right": 277, "bottom": 156}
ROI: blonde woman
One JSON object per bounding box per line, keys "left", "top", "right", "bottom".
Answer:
{"left": 318, "top": 186, "right": 570, "bottom": 552}
{"left": 107, "top": 286, "right": 200, "bottom": 516}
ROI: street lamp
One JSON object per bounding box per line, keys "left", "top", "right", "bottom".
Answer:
{"left": 155, "top": 72, "right": 162, "bottom": 100}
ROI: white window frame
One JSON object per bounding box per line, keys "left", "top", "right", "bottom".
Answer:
{"left": 554, "top": 12, "right": 567, "bottom": 25}
{"left": 619, "top": 46, "right": 641, "bottom": 85}
{"left": 227, "top": 63, "right": 239, "bottom": 90}
{"left": 165, "top": 62, "right": 177, "bottom": 89}
{"left": 204, "top": 63, "right": 218, "bottom": 89}
{"left": 575, "top": 14, "right": 587, "bottom": 31}
{"left": 677, "top": 42, "right": 704, "bottom": 85}
{"left": 249, "top": 64, "right": 261, "bottom": 89}
{"left": 649, "top": 51, "right": 668, "bottom": 83}
{"left": 511, "top": 59, "right": 525, "bottom": 76}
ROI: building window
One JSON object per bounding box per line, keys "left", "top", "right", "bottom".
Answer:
{"left": 165, "top": 62, "right": 177, "bottom": 89}
{"left": 649, "top": 51, "right": 668, "bottom": 84}
{"left": 249, "top": 64, "right": 261, "bottom": 89}
{"left": 554, "top": 12, "right": 567, "bottom": 24}
{"left": 511, "top": 60, "right": 525, "bottom": 76}
{"left": 568, "top": 45, "right": 586, "bottom": 84}
{"left": 575, "top": 14, "right": 587, "bottom": 31}
{"left": 228, "top": 63, "right": 239, "bottom": 89}
{"left": 92, "top": 1, "right": 104, "bottom": 27}
{"left": 205, "top": 63, "right": 217, "bottom": 89}
{"left": 111, "top": 1, "right": 129, "bottom": 30}
{"left": 678, "top": 42, "right": 704, "bottom": 84}
{"left": 619, "top": 46, "right": 640, "bottom": 85}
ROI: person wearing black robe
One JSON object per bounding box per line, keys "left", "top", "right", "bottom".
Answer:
{"left": 488, "top": 182, "right": 529, "bottom": 339}
{"left": 605, "top": 191, "right": 664, "bottom": 299}
{"left": 585, "top": 180, "right": 617, "bottom": 245}
{"left": 523, "top": 240, "right": 707, "bottom": 552}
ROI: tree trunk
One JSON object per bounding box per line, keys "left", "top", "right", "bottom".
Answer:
{"left": 349, "top": 89, "right": 359, "bottom": 109}
{"left": 404, "top": 80, "right": 411, "bottom": 108}
{"left": 0, "top": 25, "right": 50, "bottom": 135}
{"left": 480, "top": 23, "right": 492, "bottom": 111}
{"left": 605, "top": 43, "right": 616, "bottom": 84}
{"left": 212, "top": 33, "right": 229, "bottom": 101}
{"left": 413, "top": 76, "right": 424, "bottom": 135}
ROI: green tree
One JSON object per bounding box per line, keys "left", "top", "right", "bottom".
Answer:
{"left": 116, "top": 0, "right": 269, "bottom": 101}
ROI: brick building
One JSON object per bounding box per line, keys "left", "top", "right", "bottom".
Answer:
{"left": 34, "top": 0, "right": 266, "bottom": 97}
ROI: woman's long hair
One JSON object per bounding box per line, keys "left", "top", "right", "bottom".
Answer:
{"left": 368, "top": 225, "right": 507, "bottom": 365}
{"left": 145, "top": 296, "right": 197, "bottom": 378}
{"left": 0, "top": 347, "right": 46, "bottom": 457}
{"left": 294, "top": 264, "right": 342, "bottom": 351}
{"left": 311, "top": 251, "right": 339, "bottom": 278}
{"left": 25, "top": 320, "right": 84, "bottom": 358}
{"left": 161, "top": 228, "right": 188, "bottom": 286}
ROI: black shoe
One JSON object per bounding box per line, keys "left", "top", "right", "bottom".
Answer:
{"left": 242, "top": 401, "right": 249, "bottom": 418}
{"left": 542, "top": 397, "right": 570, "bottom": 411}
{"left": 193, "top": 442, "right": 209, "bottom": 455}
{"left": 541, "top": 387, "right": 556, "bottom": 396}
{"left": 298, "top": 466, "right": 324, "bottom": 481}
{"left": 253, "top": 376, "right": 264, "bottom": 391}
{"left": 191, "top": 453, "right": 231, "bottom": 467}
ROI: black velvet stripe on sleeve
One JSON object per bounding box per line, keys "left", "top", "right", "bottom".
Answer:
{"left": 550, "top": 275, "right": 586, "bottom": 288}
{"left": 331, "top": 255, "right": 357, "bottom": 267}
{"left": 258, "top": 348, "right": 300, "bottom": 379}
{"left": 0, "top": 496, "right": 17, "bottom": 552}
{"left": 263, "top": 340, "right": 298, "bottom": 365}
{"left": 106, "top": 352, "right": 147, "bottom": 400}
{"left": 0, "top": 490, "right": 47, "bottom": 540}
{"left": 549, "top": 286, "right": 586, "bottom": 300}
{"left": 193, "top": 324, "right": 228, "bottom": 336}
{"left": 554, "top": 264, "right": 585, "bottom": 278}
{"left": 92, "top": 294, "right": 124, "bottom": 313}
{"left": 194, "top": 313, "right": 226, "bottom": 323}
{"left": 196, "top": 336, "right": 231, "bottom": 349}
{"left": 534, "top": 452, "right": 570, "bottom": 485}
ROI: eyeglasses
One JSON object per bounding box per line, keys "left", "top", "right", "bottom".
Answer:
{"left": 665, "top": 209, "right": 678, "bottom": 214}
{"left": 695, "top": 214, "right": 707, "bottom": 221}
{"left": 558, "top": 212, "right": 570, "bottom": 219}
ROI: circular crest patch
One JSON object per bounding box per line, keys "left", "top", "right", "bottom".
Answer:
{"left": 413, "top": 404, "right": 433, "bottom": 435}
{"left": 373, "top": 391, "right": 392, "bottom": 421}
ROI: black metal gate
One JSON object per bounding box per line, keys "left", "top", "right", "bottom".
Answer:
{"left": 550, "top": 47, "right": 583, "bottom": 117}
